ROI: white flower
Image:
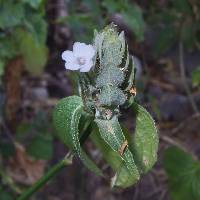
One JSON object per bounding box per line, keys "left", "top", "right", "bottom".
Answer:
{"left": 61, "top": 42, "right": 95, "bottom": 72}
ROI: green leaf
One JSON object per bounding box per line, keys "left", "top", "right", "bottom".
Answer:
{"left": 0, "top": 1, "right": 24, "bottom": 29}
{"left": 121, "top": 56, "right": 135, "bottom": 91}
{"left": 16, "top": 122, "right": 32, "bottom": 142}
{"left": 90, "top": 124, "right": 139, "bottom": 188}
{"left": 82, "top": 0, "right": 101, "bottom": 16}
{"left": 0, "top": 36, "right": 18, "bottom": 60}
{"left": 163, "top": 146, "right": 200, "bottom": 200}
{"left": 0, "top": 192, "right": 13, "bottom": 200}
{"left": 181, "top": 22, "right": 197, "bottom": 50}
{"left": 53, "top": 96, "right": 102, "bottom": 176}
{"left": 15, "top": 29, "right": 47, "bottom": 75}
{"left": 0, "top": 61, "right": 5, "bottom": 76}
{"left": 0, "top": 140, "right": 15, "bottom": 158}
{"left": 154, "top": 26, "right": 178, "bottom": 55}
{"left": 102, "top": 0, "right": 123, "bottom": 13}
{"left": 95, "top": 116, "right": 140, "bottom": 187}
{"left": 172, "top": 0, "right": 192, "bottom": 14}
{"left": 63, "top": 14, "right": 98, "bottom": 42}
{"left": 192, "top": 67, "right": 200, "bottom": 87}
{"left": 24, "top": 13, "right": 47, "bottom": 44}
{"left": 27, "top": 134, "right": 53, "bottom": 160}
{"left": 102, "top": 0, "right": 145, "bottom": 41}
{"left": 22, "top": 0, "right": 43, "bottom": 9}
{"left": 78, "top": 111, "right": 93, "bottom": 137}
{"left": 130, "top": 103, "right": 159, "bottom": 173}
{"left": 121, "top": 5, "right": 145, "bottom": 41}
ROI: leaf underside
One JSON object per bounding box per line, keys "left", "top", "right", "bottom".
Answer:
{"left": 95, "top": 116, "right": 140, "bottom": 187}
{"left": 53, "top": 96, "right": 102, "bottom": 176}
{"left": 131, "top": 102, "right": 159, "bottom": 173}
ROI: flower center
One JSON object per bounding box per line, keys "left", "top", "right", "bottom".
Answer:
{"left": 77, "top": 57, "right": 86, "bottom": 65}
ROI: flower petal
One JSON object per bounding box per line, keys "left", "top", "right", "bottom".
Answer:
{"left": 73, "top": 42, "right": 95, "bottom": 58}
{"left": 62, "top": 50, "right": 74, "bottom": 62}
{"left": 85, "top": 44, "right": 95, "bottom": 57}
{"left": 65, "top": 62, "right": 80, "bottom": 70}
{"left": 79, "top": 60, "right": 94, "bottom": 72}
{"left": 73, "top": 42, "right": 85, "bottom": 54}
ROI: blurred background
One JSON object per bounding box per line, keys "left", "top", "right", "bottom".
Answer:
{"left": 0, "top": 0, "right": 200, "bottom": 199}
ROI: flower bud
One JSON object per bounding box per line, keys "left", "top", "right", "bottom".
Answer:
{"left": 79, "top": 24, "right": 136, "bottom": 119}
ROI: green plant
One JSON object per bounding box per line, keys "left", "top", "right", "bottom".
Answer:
{"left": 164, "top": 146, "right": 200, "bottom": 200}
{"left": 0, "top": 0, "right": 48, "bottom": 76}
{"left": 17, "top": 24, "right": 158, "bottom": 200}
{"left": 192, "top": 66, "right": 200, "bottom": 88}
{"left": 55, "top": 24, "right": 158, "bottom": 186}
{"left": 148, "top": 0, "right": 200, "bottom": 55}
{"left": 58, "top": 0, "right": 145, "bottom": 42}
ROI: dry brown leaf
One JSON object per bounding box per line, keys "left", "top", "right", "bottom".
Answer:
{"left": 4, "top": 57, "right": 23, "bottom": 130}
{"left": 7, "top": 143, "right": 46, "bottom": 185}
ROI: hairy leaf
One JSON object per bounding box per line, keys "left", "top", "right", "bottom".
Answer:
{"left": 53, "top": 96, "right": 102, "bottom": 176}
{"left": 91, "top": 125, "right": 140, "bottom": 188}
{"left": 130, "top": 103, "right": 159, "bottom": 173}
{"left": 95, "top": 116, "right": 140, "bottom": 187}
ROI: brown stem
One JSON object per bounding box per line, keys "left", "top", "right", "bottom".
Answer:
{"left": 4, "top": 56, "right": 23, "bottom": 131}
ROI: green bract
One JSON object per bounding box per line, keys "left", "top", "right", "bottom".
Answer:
{"left": 53, "top": 24, "right": 159, "bottom": 188}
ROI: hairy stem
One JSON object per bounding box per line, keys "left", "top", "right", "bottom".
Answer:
{"left": 17, "top": 152, "right": 73, "bottom": 200}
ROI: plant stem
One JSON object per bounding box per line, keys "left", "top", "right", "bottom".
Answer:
{"left": 17, "top": 152, "right": 73, "bottom": 200}
{"left": 17, "top": 121, "right": 92, "bottom": 200}
{"left": 179, "top": 41, "right": 199, "bottom": 114}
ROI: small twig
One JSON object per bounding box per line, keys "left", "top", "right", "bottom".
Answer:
{"left": 179, "top": 41, "right": 199, "bottom": 114}
{"left": 160, "top": 135, "right": 185, "bottom": 150}
{"left": 150, "top": 79, "right": 176, "bottom": 92}
{"left": 133, "top": 183, "right": 140, "bottom": 200}
{"left": 160, "top": 135, "right": 198, "bottom": 160}
{"left": 159, "top": 189, "right": 167, "bottom": 200}
{"left": 144, "top": 187, "right": 162, "bottom": 199}
{"left": 171, "top": 112, "right": 200, "bottom": 135}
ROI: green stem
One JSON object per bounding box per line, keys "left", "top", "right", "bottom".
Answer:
{"left": 17, "top": 122, "right": 92, "bottom": 200}
{"left": 17, "top": 153, "right": 73, "bottom": 200}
